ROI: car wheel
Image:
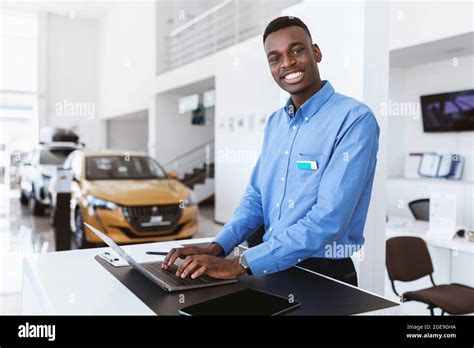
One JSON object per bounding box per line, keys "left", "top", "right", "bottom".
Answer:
{"left": 74, "top": 210, "right": 89, "bottom": 249}
{"left": 20, "top": 190, "right": 28, "bottom": 205}
{"left": 29, "top": 189, "right": 45, "bottom": 216}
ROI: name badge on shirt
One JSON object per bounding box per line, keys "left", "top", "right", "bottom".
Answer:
{"left": 296, "top": 160, "right": 318, "bottom": 170}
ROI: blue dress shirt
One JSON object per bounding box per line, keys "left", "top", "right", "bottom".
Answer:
{"left": 213, "top": 81, "right": 380, "bottom": 276}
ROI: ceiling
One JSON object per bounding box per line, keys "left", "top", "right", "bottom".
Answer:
{"left": 390, "top": 31, "right": 474, "bottom": 68}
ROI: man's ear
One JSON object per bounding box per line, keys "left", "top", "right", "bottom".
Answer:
{"left": 312, "top": 43, "right": 322, "bottom": 63}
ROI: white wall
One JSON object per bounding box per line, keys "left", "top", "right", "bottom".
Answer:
{"left": 387, "top": 65, "right": 406, "bottom": 177}
{"left": 98, "top": 1, "right": 156, "bottom": 119}
{"left": 106, "top": 110, "right": 148, "bottom": 153}
{"left": 44, "top": 13, "right": 103, "bottom": 150}
{"left": 281, "top": 0, "right": 365, "bottom": 102}
{"left": 361, "top": 0, "right": 390, "bottom": 296}
{"left": 214, "top": 36, "right": 281, "bottom": 223}
{"left": 149, "top": 54, "right": 217, "bottom": 161}
{"left": 154, "top": 54, "right": 217, "bottom": 95}
{"left": 389, "top": 0, "right": 474, "bottom": 50}
{"left": 154, "top": 92, "right": 214, "bottom": 166}
{"left": 388, "top": 54, "right": 474, "bottom": 182}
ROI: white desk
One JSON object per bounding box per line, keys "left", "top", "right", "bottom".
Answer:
{"left": 386, "top": 216, "right": 474, "bottom": 255}
{"left": 385, "top": 216, "right": 474, "bottom": 314}
{"left": 22, "top": 238, "right": 398, "bottom": 315}
{"left": 21, "top": 238, "right": 211, "bottom": 315}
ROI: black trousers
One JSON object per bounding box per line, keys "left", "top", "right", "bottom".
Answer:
{"left": 297, "top": 257, "right": 358, "bottom": 287}
{"left": 247, "top": 225, "right": 358, "bottom": 287}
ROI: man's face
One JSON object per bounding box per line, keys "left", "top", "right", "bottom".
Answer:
{"left": 264, "top": 26, "right": 321, "bottom": 96}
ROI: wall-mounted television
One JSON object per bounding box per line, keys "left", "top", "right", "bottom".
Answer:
{"left": 420, "top": 89, "right": 474, "bottom": 132}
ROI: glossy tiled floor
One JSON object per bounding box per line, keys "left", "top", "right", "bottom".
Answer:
{"left": 0, "top": 188, "right": 221, "bottom": 314}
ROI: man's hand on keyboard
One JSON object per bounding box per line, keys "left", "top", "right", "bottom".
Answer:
{"left": 175, "top": 255, "right": 245, "bottom": 280}
{"left": 162, "top": 243, "right": 224, "bottom": 271}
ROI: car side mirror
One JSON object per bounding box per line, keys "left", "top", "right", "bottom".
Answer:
{"left": 167, "top": 170, "right": 177, "bottom": 179}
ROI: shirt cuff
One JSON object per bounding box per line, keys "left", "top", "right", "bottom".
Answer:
{"left": 212, "top": 228, "right": 240, "bottom": 256}
{"left": 242, "top": 242, "right": 278, "bottom": 276}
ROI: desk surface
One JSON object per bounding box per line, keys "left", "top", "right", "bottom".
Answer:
{"left": 23, "top": 238, "right": 398, "bottom": 315}
{"left": 386, "top": 216, "right": 474, "bottom": 255}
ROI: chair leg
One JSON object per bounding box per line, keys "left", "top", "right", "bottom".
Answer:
{"left": 428, "top": 306, "right": 434, "bottom": 316}
{"left": 441, "top": 310, "right": 445, "bottom": 316}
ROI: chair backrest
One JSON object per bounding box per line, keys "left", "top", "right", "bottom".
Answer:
{"left": 408, "top": 198, "right": 430, "bottom": 221}
{"left": 386, "top": 236, "right": 434, "bottom": 282}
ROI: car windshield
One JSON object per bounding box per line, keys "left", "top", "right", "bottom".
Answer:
{"left": 39, "top": 148, "right": 75, "bottom": 165}
{"left": 86, "top": 156, "right": 167, "bottom": 180}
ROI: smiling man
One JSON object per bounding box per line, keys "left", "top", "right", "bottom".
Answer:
{"left": 162, "top": 16, "right": 379, "bottom": 286}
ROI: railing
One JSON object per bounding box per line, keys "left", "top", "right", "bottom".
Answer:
{"left": 163, "top": 0, "right": 300, "bottom": 71}
{"left": 163, "top": 140, "right": 214, "bottom": 179}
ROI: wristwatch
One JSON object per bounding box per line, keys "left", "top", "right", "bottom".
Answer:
{"left": 239, "top": 253, "right": 252, "bottom": 276}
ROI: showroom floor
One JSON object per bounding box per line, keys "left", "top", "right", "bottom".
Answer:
{"left": 0, "top": 190, "right": 222, "bottom": 314}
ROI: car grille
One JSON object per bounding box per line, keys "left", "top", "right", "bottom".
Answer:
{"left": 123, "top": 204, "right": 183, "bottom": 232}
{"left": 116, "top": 224, "right": 185, "bottom": 238}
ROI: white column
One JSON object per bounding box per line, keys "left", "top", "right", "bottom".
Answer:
{"left": 360, "top": 0, "right": 390, "bottom": 294}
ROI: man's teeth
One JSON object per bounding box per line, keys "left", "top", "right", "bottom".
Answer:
{"left": 284, "top": 71, "right": 303, "bottom": 80}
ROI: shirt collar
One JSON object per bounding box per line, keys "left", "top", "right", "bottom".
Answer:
{"left": 284, "top": 80, "right": 335, "bottom": 122}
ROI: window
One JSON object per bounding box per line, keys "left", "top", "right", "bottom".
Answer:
{"left": 39, "top": 148, "right": 75, "bottom": 165}
{"left": 0, "top": 10, "right": 39, "bottom": 154}
{"left": 86, "top": 156, "right": 167, "bottom": 180}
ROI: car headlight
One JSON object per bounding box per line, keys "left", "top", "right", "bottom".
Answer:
{"left": 183, "top": 192, "right": 197, "bottom": 207}
{"left": 87, "top": 194, "right": 118, "bottom": 210}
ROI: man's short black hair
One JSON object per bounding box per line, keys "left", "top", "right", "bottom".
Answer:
{"left": 263, "top": 16, "right": 312, "bottom": 43}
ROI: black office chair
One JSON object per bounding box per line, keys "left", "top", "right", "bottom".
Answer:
{"left": 408, "top": 198, "right": 430, "bottom": 221}
{"left": 386, "top": 236, "right": 474, "bottom": 315}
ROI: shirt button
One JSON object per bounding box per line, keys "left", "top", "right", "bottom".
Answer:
{"left": 281, "top": 177, "right": 285, "bottom": 181}
{"left": 298, "top": 259, "right": 302, "bottom": 263}
{"left": 292, "top": 125, "right": 297, "bottom": 130}
{"left": 284, "top": 150, "right": 289, "bottom": 155}
{"left": 305, "top": 117, "right": 309, "bottom": 122}
{"left": 276, "top": 203, "right": 280, "bottom": 207}
{"left": 269, "top": 227, "right": 273, "bottom": 231}
{"left": 263, "top": 270, "right": 267, "bottom": 274}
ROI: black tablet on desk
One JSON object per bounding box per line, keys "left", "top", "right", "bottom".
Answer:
{"left": 178, "top": 288, "right": 301, "bottom": 316}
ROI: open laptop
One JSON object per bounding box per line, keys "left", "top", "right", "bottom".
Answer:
{"left": 84, "top": 222, "right": 238, "bottom": 292}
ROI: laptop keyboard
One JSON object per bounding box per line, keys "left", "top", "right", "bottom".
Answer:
{"left": 142, "top": 262, "right": 210, "bottom": 288}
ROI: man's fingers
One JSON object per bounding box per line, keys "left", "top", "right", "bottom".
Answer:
{"left": 180, "top": 259, "right": 200, "bottom": 278}
{"left": 164, "top": 249, "right": 182, "bottom": 269}
{"left": 191, "top": 266, "right": 207, "bottom": 279}
{"left": 162, "top": 248, "right": 176, "bottom": 268}
{"left": 176, "top": 256, "right": 194, "bottom": 276}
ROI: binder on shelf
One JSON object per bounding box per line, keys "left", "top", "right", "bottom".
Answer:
{"left": 418, "top": 153, "right": 464, "bottom": 180}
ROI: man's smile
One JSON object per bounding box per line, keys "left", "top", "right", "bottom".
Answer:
{"left": 281, "top": 70, "right": 305, "bottom": 84}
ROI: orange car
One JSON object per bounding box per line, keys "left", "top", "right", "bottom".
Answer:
{"left": 60, "top": 150, "right": 198, "bottom": 248}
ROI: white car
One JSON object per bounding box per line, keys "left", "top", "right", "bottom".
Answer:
{"left": 19, "top": 142, "right": 81, "bottom": 215}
